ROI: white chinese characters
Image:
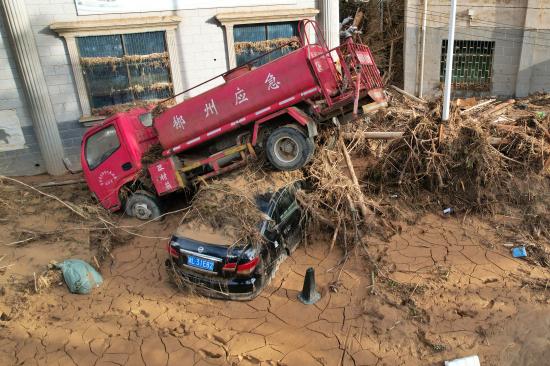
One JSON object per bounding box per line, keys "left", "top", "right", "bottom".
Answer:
{"left": 98, "top": 170, "right": 118, "bottom": 187}
{"left": 172, "top": 115, "right": 186, "bottom": 130}
{"left": 265, "top": 73, "right": 281, "bottom": 91}
{"left": 235, "top": 88, "right": 249, "bottom": 105}
{"left": 204, "top": 99, "right": 218, "bottom": 118}
{"left": 157, "top": 169, "right": 173, "bottom": 191}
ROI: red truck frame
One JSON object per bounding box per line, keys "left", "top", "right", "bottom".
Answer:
{"left": 81, "top": 20, "right": 385, "bottom": 219}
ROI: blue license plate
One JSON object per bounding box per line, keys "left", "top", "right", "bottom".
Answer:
{"left": 187, "top": 255, "right": 215, "bottom": 272}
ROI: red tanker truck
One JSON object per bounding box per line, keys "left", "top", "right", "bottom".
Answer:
{"left": 81, "top": 20, "right": 385, "bottom": 219}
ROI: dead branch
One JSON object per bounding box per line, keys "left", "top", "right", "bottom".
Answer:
{"left": 338, "top": 136, "right": 374, "bottom": 225}
{"left": 389, "top": 85, "right": 427, "bottom": 105}
{"left": 460, "top": 99, "right": 496, "bottom": 115}
{"left": 486, "top": 99, "right": 515, "bottom": 116}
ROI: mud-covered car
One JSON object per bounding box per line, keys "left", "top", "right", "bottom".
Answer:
{"left": 165, "top": 182, "right": 303, "bottom": 300}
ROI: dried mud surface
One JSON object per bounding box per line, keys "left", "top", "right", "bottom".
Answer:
{"left": 0, "top": 180, "right": 549, "bottom": 366}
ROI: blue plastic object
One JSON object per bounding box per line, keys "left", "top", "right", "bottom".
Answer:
{"left": 512, "top": 246, "right": 527, "bottom": 258}
{"left": 55, "top": 259, "right": 103, "bottom": 294}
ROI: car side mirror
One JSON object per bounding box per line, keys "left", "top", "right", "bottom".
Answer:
{"left": 261, "top": 214, "right": 277, "bottom": 232}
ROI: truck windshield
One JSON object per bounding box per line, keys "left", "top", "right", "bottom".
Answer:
{"left": 85, "top": 126, "right": 120, "bottom": 170}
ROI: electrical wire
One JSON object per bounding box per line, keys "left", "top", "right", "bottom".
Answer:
{"left": 404, "top": 18, "right": 550, "bottom": 50}
{"left": 403, "top": 6, "right": 550, "bottom": 43}
{"left": 400, "top": 8, "right": 550, "bottom": 49}
{"left": 443, "top": 5, "right": 550, "bottom": 9}
{"left": 407, "top": 3, "right": 550, "bottom": 37}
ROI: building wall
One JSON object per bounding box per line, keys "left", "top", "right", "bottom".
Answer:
{"left": 403, "top": 0, "right": 550, "bottom": 98}
{"left": 0, "top": 11, "right": 44, "bottom": 175}
{"left": 0, "top": 0, "right": 318, "bottom": 176}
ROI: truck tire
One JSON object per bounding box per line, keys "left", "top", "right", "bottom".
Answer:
{"left": 125, "top": 191, "right": 162, "bottom": 220}
{"left": 266, "top": 126, "right": 314, "bottom": 171}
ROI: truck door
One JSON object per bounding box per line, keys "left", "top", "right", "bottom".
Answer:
{"left": 83, "top": 123, "right": 136, "bottom": 210}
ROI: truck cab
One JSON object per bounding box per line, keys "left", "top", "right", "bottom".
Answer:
{"left": 81, "top": 108, "right": 157, "bottom": 212}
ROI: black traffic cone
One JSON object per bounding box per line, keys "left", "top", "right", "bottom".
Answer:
{"left": 298, "top": 267, "right": 321, "bottom": 305}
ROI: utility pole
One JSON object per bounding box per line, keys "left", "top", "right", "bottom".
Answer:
{"left": 442, "top": 0, "right": 457, "bottom": 121}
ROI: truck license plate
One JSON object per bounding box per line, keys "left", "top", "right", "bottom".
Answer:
{"left": 187, "top": 255, "right": 215, "bottom": 272}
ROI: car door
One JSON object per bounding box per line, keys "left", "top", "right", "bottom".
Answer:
{"left": 82, "top": 123, "right": 136, "bottom": 210}
{"left": 271, "top": 185, "right": 302, "bottom": 251}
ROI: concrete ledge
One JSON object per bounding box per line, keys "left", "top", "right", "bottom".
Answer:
{"left": 50, "top": 16, "right": 182, "bottom": 36}
{"left": 215, "top": 8, "right": 318, "bottom": 26}
{"left": 79, "top": 115, "right": 105, "bottom": 127}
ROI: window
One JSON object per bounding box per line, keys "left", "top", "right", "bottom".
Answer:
{"left": 234, "top": 22, "right": 299, "bottom": 67}
{"left": 77, "top": 31, "right": 173, "bottom": 115}
{"left": 85, "top": 126, "right": 120, "bottom": 170}
{"left": 440, "top": 40, "right": 495, "bottom": 91}
{"left": 51, "top": 16, "right": 183, "bottom": 122}
{"left": 215, "top": 9, "right": 319, "bottom": 69}
{"left": 272, "top": 186, "right": 298, "bottom": 224}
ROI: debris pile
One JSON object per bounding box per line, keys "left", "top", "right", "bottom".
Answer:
{"left": 167, "top": 91, "right": 550, "bottom": 255}
{"left": 181, "top": 167, "right": 303, "bottom": 245}
{"left": 360, "top": 91, "right": 549, "bottom": 239}
{"left": 341, "top": 0, "right": 405, "bottom": 85}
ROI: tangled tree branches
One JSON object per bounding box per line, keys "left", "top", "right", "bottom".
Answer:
{"left": 182, "top": 166, "right": 304, "bottom": 246}
{"left": 372, "top": 118, "right": 545, "bottom": 209}
{"left": 360, "top": 92, "right": 550, "bottom": 239}
{"left": 300, "top": 132, "right": 392, "bottom": 251}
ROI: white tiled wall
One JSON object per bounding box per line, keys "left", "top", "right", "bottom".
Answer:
{"left": 18, "top": 0, "right": 318, "bottom": 123}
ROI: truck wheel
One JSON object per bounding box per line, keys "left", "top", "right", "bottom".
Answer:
{"left": 266, "top": 126, "right": 313, "bottom": 171}
{"left": 125, "top": 192, "right": 161, "bottom": 220}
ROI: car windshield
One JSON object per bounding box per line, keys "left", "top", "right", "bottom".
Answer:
{"left": 85, "top": 126, "right": 120, "bottom": 170}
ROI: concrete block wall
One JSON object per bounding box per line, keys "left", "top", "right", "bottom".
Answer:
{"left": 527, "top": 32, "right": 550, "bottom": 94}
{"left": 0, "top": 0, "right": 318, "bottom": 176}
{"left": 0, "top": 10, "right": 45, "bottom": 175}
{"left": 412, "top": 26, "right": 524, "bottom": 98}
{"left": 403, "top": 0, "right": 550, "bottom": 98}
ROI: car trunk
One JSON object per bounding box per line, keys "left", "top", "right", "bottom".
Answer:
{"left": 169, "top": 223, "right": 254, "bottom": 276}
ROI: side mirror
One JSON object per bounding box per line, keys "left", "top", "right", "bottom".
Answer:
{"left": 261, "top": 213, "right": 277, "bottom": 232}
{"left": 267, "top": 219, "right": 277, "bottom": 232}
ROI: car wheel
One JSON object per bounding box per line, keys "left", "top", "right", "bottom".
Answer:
{"left": 125, "top": 191, "right": 161, "bottom": 220}
{"left": 266, "top": 126, "right": 314, "bottom": 171}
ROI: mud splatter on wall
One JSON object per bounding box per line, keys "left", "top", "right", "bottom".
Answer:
{"left": 0, "top": 110, "right": 25, "bottom": 152}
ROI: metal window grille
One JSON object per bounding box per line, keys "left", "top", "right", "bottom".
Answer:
{"left": 76, "top": 31, "right": 173, "bottom": 114}
{"left": 234, "top": 22, "right": 299, "bottom": 67}
{"left": 440, "top": 40, "right": 495, "bottom": 91}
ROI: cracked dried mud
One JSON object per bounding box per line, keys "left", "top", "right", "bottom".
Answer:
{"left": 1, "top": 184, "right": 549, "bottom": 366}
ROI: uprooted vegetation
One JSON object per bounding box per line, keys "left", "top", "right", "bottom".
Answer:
{"left": 1, "top": 93, "right": 550, "bottom": 365}
{"left": 363, "top": 93, "right": 549, "bottom": 239}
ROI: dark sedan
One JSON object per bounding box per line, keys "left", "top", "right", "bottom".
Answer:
{"left": 166, "top": 182, "right": 303, "bottom": 300}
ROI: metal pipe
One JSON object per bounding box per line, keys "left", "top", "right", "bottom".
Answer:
{"left": 442, "top": 0, "right": 457, "bottom": 121}
{"left": 418, "top": 0, "right": 428, "bottom": 98}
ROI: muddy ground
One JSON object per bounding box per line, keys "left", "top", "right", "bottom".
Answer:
{"left": 0, "top": 176, "right": 549, "bottom": 366}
